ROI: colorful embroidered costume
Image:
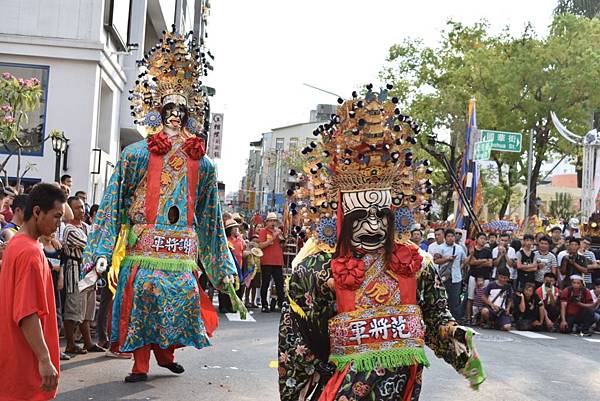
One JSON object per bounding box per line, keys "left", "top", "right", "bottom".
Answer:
{"left": 82, "top": 29, "right": 237, "bottom": 378}
{"left": 278, "top": 86, "right": 485, "bottom": 400}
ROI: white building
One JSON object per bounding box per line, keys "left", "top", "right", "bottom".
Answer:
{"left": 0, "top": 0, "right": 208, "bottom": 203}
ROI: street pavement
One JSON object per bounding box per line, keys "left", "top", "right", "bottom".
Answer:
{"left": 56, "top": 311, "right": 600, "bottom": 401}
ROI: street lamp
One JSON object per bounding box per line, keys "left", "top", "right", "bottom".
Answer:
{"left": 51, "top": 131, "right": 68, "bottom": 182}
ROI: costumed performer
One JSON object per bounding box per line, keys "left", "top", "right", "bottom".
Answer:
{"left": 278, "top": 84, "right": 486, "bottom": 400}
{"left": 82, "top": 27, "right": 244, "bottom": 383}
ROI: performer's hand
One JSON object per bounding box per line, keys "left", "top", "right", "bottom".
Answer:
{"left": 96, "top": 257, "right": 108, "bottom": 274}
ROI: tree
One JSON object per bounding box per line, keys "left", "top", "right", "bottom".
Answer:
{"left": 549, "top": 192, "right": 576, "bottom": 220}
{"left": 0, "top": 72, "right": 43, "bottom": 191}
{"left": 555, "top": 0, "right": 600, "bottom": 18}
{"left": 381, "top": 14, "right": 600, "bottom": 220}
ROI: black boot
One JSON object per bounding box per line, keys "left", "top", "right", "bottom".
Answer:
{"left": 159, "top": 362, "right": 185, "bottom": 374}
{"left": 125, "top": 373, "right": 148, "bottom": 383}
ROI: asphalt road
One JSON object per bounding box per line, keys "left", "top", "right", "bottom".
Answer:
{"left": 55, "top": 311, "right": 600, "bottom": 401}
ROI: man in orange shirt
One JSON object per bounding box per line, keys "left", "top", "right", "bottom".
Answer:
{"left": 258, "top": 212, "right": 286, "bottom": 312}
{"left": 0, "top": 183, "right": 67, "bottom": 400}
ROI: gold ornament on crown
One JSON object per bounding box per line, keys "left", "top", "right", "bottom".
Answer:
{"left": 287, "top": 84, "right": 434, "bottom": 243}
{"left": 128, "top": 29, "right": 208, "bottom": 135}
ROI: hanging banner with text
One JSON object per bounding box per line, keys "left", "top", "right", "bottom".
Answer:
{"left": 208, "top": 113, "right": 224, "bottom": 159}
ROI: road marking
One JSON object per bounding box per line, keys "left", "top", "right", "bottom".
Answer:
{"left": 511, "top": 331, "right": 555, "bottom": 339}
{"left": 225, "top": 312, "right": 256, "bottom": 322}
{"left": 583, "top": 338, "right": 600, "bottom": 343}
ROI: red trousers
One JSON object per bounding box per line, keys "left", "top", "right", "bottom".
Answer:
{"left": 132, "top": 344, "right": 175, "bottom": 374}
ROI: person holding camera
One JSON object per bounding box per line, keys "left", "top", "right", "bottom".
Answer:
{"left": 512, "top": 283, "right": 544, "bottom": 331}
{"left": 480, "top": 267, "right": 513, "bottom": 331}
{"left": 560, "top": 237, "right": 588, "bottom": 288}
{"left": 559, "top": 275, "right": 595, "bottom": 336}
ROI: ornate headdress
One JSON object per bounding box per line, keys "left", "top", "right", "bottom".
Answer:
{"left": 129, "top": 27, "right": 209, "bottom": 136}
{"left": 288, "top": 84, "right": 433, "bottom": 247}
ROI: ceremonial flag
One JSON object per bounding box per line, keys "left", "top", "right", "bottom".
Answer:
{"left": 456, "top": 99, "right": 479, "bottom": 230}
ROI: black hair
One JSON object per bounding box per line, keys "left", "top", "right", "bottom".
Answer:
{"left": 60, "top": 174, "right": 72, "bottom": 183}
{"left": 550, "top": 226, "right": 562, "bottom": 232}
{"left": 75, "top": 190, "right": 86, "bottom": 197}
{"left": 334, "top": 208, "right": 395, "bottom": 262}
{"left": 90, "top": 204, "right": 99, "bottom": 217}
{"left": 476, "top": 232, "right": 487, "bottom": 239}
{"left": 569, "top": 237, "right": 581, "bottom": 245}
{"left": 496, "top": 267, "right": 510, "bottom": 277}
{"left": 67, "top": 196, "right": 83, "bottom": 208}
{"left": 544, "top": 272, "right": 556, "bottom": 279}
{"left": 523, "top": 234, "right": 534, "bottom": 241}
{"left": 225, "top": 226, "right": 235, "bottom": 237}
{"left": 499, "top": 232, "right": 510, "bottom": 239}
{"left": 411, "top": 228, "right": 422, "bottom": 235}
{"left": 488, "top": 232, "right": 497, "bottom": 237}
{"left": 24, "top": 183, "right": 67, "bottom": 221}
{"left": 434, "top": 227, "right": 445, "bottom": 234}
{"left": 10, "top": 194, "right": 28, "bottom": 213}
{"left": 582, "top": 236, "right": 592, "bottom": 243}
{"left": 538, "top": 236, "right": 551, "bottom": 244}
{"left": 444, "top": 228, "right": 455, "bottom": 237}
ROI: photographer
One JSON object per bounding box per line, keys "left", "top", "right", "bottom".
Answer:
{"left": 481, "top": 267, "right": 513, "bottom": 331}
{"left": 512, "top": 283, "right": 544, "bottom": 331}
{"left": 560, "top": 238, "right": 588, "bottom": 288}
{"left": 559, "top": 275, "right": 595, "bottom": 336}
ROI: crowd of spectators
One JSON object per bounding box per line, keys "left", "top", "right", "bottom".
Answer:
{"left": 417, "top": 226, "right": 600, "bottom": 336}
{"left": 0, "top": 176, "right": 117, "bottom": 362}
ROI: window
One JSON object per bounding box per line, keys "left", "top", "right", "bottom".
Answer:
{"left": 289, "top": 137, "right": 298, "bottom": 150}
{"left": 0, "top": 63, "right": 49, "bottom": 156}
{"left": 275, "top": 137, "right": 284, "bottom": 151}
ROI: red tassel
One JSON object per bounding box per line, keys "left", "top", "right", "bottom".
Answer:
{"left": 199, "top": 288, "right": 219, "bottom": 337}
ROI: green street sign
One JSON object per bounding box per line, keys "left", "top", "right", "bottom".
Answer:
{"left": 474, "top": 140, "right": 493, "bottom": 161}
{"left": 480, "top": 129, "right": 522, "bottom": 153}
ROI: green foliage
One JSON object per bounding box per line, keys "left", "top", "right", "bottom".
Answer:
{"left": 555, "top": 0, "right": 600, "bottom": 18}
{"left": 0, "top": 73, "right": 43, "bottom": 145}
{"left": 549, "top": 192, "right": 576, "bottom": 219}
{"left": 381, "top": 14, "right": 600, "bottom": 219}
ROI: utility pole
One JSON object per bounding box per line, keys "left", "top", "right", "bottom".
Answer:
{"left": 523, "top": 129, "right": 534, "bottom": 233}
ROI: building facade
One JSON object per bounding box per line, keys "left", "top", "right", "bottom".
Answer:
{"left": 0, "top": 0, "right": 209, "bottom": 203}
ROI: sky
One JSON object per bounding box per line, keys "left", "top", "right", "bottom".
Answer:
{"left": 207, "top": 0, "right": 558, "bottom": 192}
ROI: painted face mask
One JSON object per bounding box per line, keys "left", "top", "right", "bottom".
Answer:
{"left": 161, "top": 103, "right": 188, "bottom": 130}
{"left": 342, "top": 190, "right": 392, "bottom": 252}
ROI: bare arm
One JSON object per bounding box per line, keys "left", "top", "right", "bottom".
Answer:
{"left": 19, "top": 313, "right": 59, "bottom": 392}
{"left": 518, "top": 295, "right": 526, "bottom": 313}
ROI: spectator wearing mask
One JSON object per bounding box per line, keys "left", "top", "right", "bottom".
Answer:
{"left": 580, "top": 237, "right": 599, "bottom": 289}
{"left": 533, "top": 236, "right": 558, "bottom": 287}
{"left": 433, "top": 229, "right": 467, "bottom": 319}
{"left": 513, "top": 283, "right": 544, "bottom": 331}
{"left": 1, "top": 194, "right": 27, "bottom": 242}
{"left": 536, "top": 272, "right": 561, "bottom": 331}
{"left": 427, "top": 227, "right": 445, "bottom": 259}
{"left": 515, "top": 234, "right": 539, "bottom": 292}
{"left": 481, "top": 267, "right": 513, "bottom": 331}
{"left": 560, "top": 237, "right": 588, "bottom": 288}
{"left": 492, "top": 233, "right": 516, "bottom": 281}
{"left": 465, "top": 232, "right": 493, "bottom": 324}
{"left": 488, "top": 232, "right": 498, "bottom": 250}
{"left": 62, "top": 196, "right": 105, "bottom": 355}
{"left": 560, "top": 275, "right": 595, "bottom": 336}
{"left": 0, "top": 183, "right": 66, "bottom": 401}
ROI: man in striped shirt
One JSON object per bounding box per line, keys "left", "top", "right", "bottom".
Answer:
{"left": 62, "top": 196, "right": 105, "bottom": 355}
{"left": 580, "top": 237, "right": 599, "bottom": 289}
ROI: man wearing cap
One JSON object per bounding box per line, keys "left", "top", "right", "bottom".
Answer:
{"left": 559, "top": 275, "right": 595, "bottom": 335}
{"left": 258, "top": 212, "right": 285, "bottom": 312}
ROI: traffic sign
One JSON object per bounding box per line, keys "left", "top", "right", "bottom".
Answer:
{"left": 474, "top": 140, "right": 493, "bottom": 161}
{"left": 480, "top": 129, "right": 522, "bottom": 153}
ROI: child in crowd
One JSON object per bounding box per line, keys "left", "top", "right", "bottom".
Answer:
{"left": 472, "top": 277, "right": 486, "bottom": 325}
